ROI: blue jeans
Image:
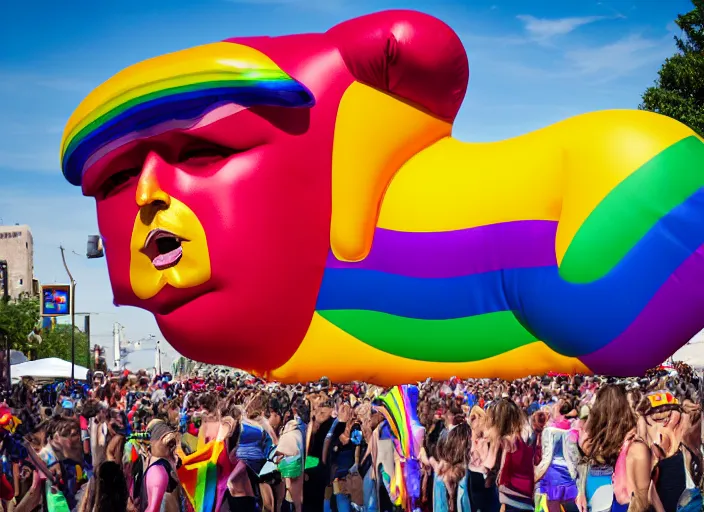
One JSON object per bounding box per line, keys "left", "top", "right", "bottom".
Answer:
{"left": 433, "top": 473, "right": 449, "bottom": 512}
{"left": 324, "top": 493, "right": 352, "bottom": 512}
{"left": 363, "top": 472, "right": 379, "bottom": 512}
{"left": 458, "top": 472, "right": 471, "bottom": 512}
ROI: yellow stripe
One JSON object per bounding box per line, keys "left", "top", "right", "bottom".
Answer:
{"left": 377, "top": 110, "right": 694, "bottom": 266}
{"left": 266, "top": 313, "right": 590, "bottom": 386}
{"left": 378, "top": 133, "right": 564, "bottom": 232}
{"left": 62, "top": 42, "right": 283, "bottom": 151}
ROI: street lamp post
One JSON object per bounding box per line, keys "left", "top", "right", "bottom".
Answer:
{"left": 156, "top": 339, "right": 162, "bottom": 375}
{"left": 59, "top": 246, "right": 76, "bottom": 383}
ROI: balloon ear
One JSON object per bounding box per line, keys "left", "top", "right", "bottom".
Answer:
{"left": 326, "top": 10, "right": 469, "bottom": 121}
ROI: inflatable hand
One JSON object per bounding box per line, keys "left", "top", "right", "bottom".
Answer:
{"left": 60, "top": 10, "right": 704, "bottom": 385}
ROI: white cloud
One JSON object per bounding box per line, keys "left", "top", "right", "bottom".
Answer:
{"left": 665, "top": 20, "right": 685, "bottom": 40}
{"left": 225, "top": 0, "right": 299, "bottom": 3}
{"left": 563, "top": 34, "right": 671, "bottom": 80}
{"left": 516, "top": 14, "right": 607, "bottom": 42}
{"left": 0, "top": 121, "right": 63, "bottom": 136}
{"left": 223, "top": 0, "right": 344, "bottom": 11}
{"left": 0, "top": 149, "right": 60, "bottom": 173}
{"left": 0, "top": 71, "right": 94, "bottom": 94}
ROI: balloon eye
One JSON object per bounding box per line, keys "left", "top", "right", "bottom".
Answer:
{"left": 100, "top": 167, "right": 141, "bottom": 199}
{"left": 177, "top": 143, "right": 237, "bottom": 166}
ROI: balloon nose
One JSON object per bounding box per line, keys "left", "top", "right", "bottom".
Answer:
{"left": 136, "top": 152, "right": 172, "bottom": 208}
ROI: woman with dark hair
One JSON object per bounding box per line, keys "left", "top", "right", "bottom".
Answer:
{"left": 78, "top": 460, "right": 129, "bottom": 512}
{"left": 197, "top": 392, "right": 220, "bottom": 444}
{"left": 303, "top": 394, "right": 337, "bottom": 512}
{"left": 577, "top": 384, "right": 652, "bottom": 512}
{"left": 637, "top": 391, "right": 702, "bottom": 512}
{"left": 421, "top": 402, "right": 463, "bottom": 512}
{"left": 485, "top": 398, "right": 533, "bottom": 512}
{"left": 436, "top": 422, "right": 472, "bottom": 512}
{"left": 141, "top": 420, "right": 180, "bottom": 512}
{"left": 418, "top": 402, "right": 445, "bottom": 511}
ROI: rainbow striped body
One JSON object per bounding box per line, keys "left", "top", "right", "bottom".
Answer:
{"left": 272, "top": 111, "right": 704, "bottom": 383}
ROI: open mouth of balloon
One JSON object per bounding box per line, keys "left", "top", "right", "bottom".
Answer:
{"left": 143, "top": 229, "right": 186, "bottom": 271}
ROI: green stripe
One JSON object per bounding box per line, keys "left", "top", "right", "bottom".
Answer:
{"left": 318, "top": 309, "right": 537, "bottom": 362}
{"left": 560, "top": 135, "right": 704, "bottom": 284}
{"left": 63, "top": 75, "right": 291, "bottom": 158}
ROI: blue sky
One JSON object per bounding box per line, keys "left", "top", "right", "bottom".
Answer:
{"left": 0, "top": 0, "right": 694, "bottom": 368}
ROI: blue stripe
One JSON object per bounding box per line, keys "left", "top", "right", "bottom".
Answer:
{"left": 63, "top": 82, "right": 315, "bottom": 185}
{"left": 203, "top": 461, "right": 218, "bottom": 512}
{"left": 316, "top": 187, "right": 704, "bottom": 356}
{"left": 317, "top": 269, "right": 511, "bottom": 318}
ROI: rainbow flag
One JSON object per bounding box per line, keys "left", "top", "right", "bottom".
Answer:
{"left": 376, "top": 385, "right": 424, "bottom": 510}
{"left": 177, "top": 439, "right": 232, "bottom": 512}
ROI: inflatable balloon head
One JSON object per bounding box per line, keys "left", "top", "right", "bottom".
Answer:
{"left": 61, "top": 10, "right": 704, "bottom": 385}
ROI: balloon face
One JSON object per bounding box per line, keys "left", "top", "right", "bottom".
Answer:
{"left": 61, "top": 11, "right": 704, "bottom": 384}
{"left": 64, "top": 42, "right": 348, "bottom": 371}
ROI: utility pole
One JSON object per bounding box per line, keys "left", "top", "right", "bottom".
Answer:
{"left": 84, "top": 316, "right": 91, "bottom": 370}
{"left": 113, "top": 322, "right": 121, "bottom": 371}
{"left": 0, "top": 261, "right": 9, "bottom": 397}
{"left": 0, "top": 327, "right": 8, "bottom": 400}
{"left": 156, "top": 340, "right": 162, "bottom": 375}
{"left": 59, "top": 246, "right": 76, "bottom": 383}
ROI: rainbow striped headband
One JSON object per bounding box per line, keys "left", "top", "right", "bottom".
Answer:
{"left": 60, "top": 42, "right": 315, "bottom": 186}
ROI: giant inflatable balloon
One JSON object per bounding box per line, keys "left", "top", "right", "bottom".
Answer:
{"left": 60, "top": 10, "right": 704, "bottom": 385}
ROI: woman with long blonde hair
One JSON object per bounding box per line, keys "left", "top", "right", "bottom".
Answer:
{"left": 467, "top": 405, "right": 501, "bottom": 512}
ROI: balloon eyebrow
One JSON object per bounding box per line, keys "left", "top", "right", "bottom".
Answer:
{"left": 60, "top": 43, "right": 315, "bottom": 187}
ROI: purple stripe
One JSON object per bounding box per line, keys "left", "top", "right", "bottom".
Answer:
{"left": 580, "top": 245, "right": 704, "bottom": 375}
{"left": 326, "top": 220, "right": 558, "bottom": 278}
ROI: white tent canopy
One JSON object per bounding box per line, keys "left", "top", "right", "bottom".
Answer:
{"left": 670, "top": 340, "right": 704, "bottom": 370}
{"left": 11, "top": 358, "right": 89, "bottom": 380}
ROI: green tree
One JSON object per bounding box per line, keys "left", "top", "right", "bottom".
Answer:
{"left": 640, "top": 0, "right": 704, "bottom": 136}
{"left": 0, "top": 295, "right": 40, "bottom": 352}
{"left": 0, "top": 295, "right": 90, "bottom": 369}
{"left": 37, "top": 325, "right": 90, "bottom": 369}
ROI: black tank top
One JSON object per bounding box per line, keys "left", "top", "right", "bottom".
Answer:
{"left": 655, "top": 450, "right": 686, "bottom": 512}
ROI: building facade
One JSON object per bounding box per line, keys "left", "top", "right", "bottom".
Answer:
{"left": 0, "top": 225, "right": 37, "bottom": 299}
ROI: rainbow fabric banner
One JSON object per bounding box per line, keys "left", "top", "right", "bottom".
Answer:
{"left": 177, "top": 439, "right": 232, "bottom": 512}
{"left": 376, "top": 385, "right": 424, "bottom": 510}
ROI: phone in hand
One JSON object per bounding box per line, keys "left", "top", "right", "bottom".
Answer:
{"left": 20, "top": 440, "right": 57, "bottom": 486}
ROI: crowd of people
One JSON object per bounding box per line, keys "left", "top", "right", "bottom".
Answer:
{"left": 0, "top": 364, "right": 700, "bottom": 512}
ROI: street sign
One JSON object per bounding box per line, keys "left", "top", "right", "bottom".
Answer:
{"left": 40, "top": 284, "right": 71, "bottom": 317}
